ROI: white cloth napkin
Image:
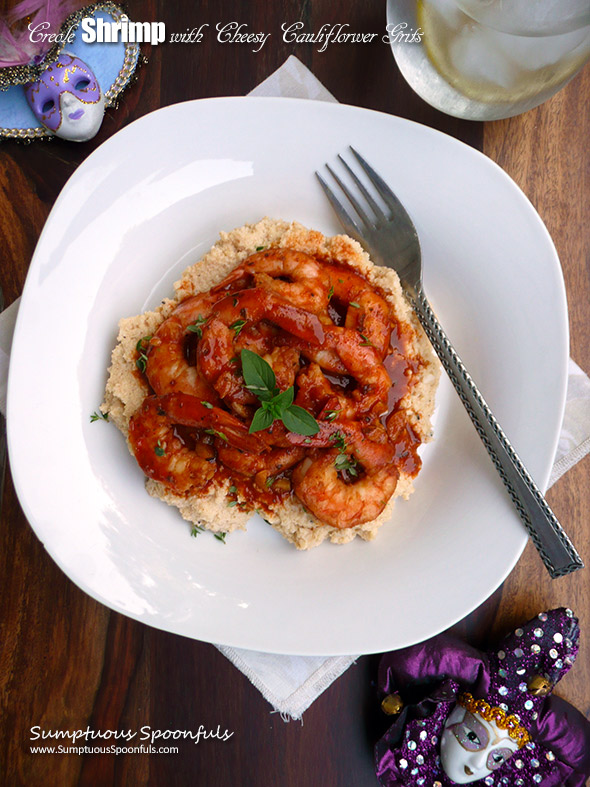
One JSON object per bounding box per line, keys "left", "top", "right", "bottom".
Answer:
{"left": 2, "top": 56, "right": 590, "bottom": 720}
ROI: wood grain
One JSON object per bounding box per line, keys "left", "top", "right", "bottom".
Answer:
{"left": 0, "top": 1, "right": 589, "bottom": 785}
{"left": 481, "top": 63, "right": 590, "bottom": 719}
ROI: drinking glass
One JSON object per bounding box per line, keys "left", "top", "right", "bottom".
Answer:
{"left": 387, "top": 0, "right": 590, "bottom": 120}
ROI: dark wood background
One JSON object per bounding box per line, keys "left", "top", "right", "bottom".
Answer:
{"left": 1, "top": 2, "right": 589, "bottom": 785}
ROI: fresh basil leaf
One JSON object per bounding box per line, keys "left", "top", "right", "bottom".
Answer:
{"left": 240, "top": 348, "right": 276, "bottom": 393}
{"left": 249, "top": 407, "right": 275, "bottom": 433}
{"left": 282, "top": 405, "right": 320, "bottom": 435}
{"left": 271, "top": 386, "right": 294, "bottom": 413}
{"left": 261, "top": 400, "right": 281, "bottom": 418}
{"left": 245, "top": 384, "right": 276, "bottom": 402}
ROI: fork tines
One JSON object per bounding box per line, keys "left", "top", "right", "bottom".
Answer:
{"left": 316, "top": 147, "right": 412, "bottom": 237}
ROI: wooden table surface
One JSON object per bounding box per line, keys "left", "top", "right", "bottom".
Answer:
{"left": 1, "top": 2, "right": 589, "bottom": 785}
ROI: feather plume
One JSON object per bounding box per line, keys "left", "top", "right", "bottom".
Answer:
{"left": 0, "top": 0, "right": 87, "bottom": 67}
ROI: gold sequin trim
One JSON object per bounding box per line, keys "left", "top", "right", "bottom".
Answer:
{"left": 0, "top": 126, "right": 51, "bottom": 139}
{"left": 458, "top": 692, "right": 532, "bottom": 749}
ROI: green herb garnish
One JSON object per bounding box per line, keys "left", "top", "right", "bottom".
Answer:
{"left": 154, "top": 440, "right": 166, "bottom": 456}
{"left": 230, "top": 319, "right": 247, "bottom": 337}
{"left": 90, "top": 410, "right": 109, "bottom": 422}
{"left": 135, "top": 335, "right": 152, "bottom": 373}
{"left": 255, "top": 246, "right": 266, "bottom": 251}
{"left": 329, "top": 430, "right": 347, "bottom": 451}
{"left": 334, "top": 452, "right": 359, "bottom": 477}
{"left": 358, "top": 332, "right": 372, "bottom": 347}
{"left": 327, "top": 284, "right": 334, "bottom": 301}
{"left": 349, "top": 301, "right": 360, "bottom": 309}
{"left": 201, "top": 401, "right": 213, "bottom": 409}
{"left": 240, "top": 349, "right": 319, "bottom": 436}
{"left": 186, "top": 315, "right": 208, "bottom": 338}
{"left": 191, "top": 524, "right": 226, "bottom": 543}
{"left": 204, "top": 428, "right": 228, "bottom": 443}
{"left": 324, "top": 409, "right": 339, "bottom": 422}
{"left": 329, "top": 429, "right": 360, "bottom": 477}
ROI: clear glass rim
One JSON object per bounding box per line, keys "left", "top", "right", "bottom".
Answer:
{"left": 451, "top": 0, "right": 590, "bottom": 36}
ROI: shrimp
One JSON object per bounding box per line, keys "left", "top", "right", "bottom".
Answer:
{"left": 129, "top": 245, "right": 420, "bottom": 530}
{"left": 278, "top": 324, "right": 391, "bottom": 413}
{"left": 128, "top": 393, "right": 267, "bottom": 494}
{"left": 277, "top": 334, "right": 348, "bottom": 375}
{"left": 128, "top": 396, "right": 216, "bottom": 494}
{"left": 322, "top": 264, "right": 394, "bottom": 356}
{"left": 292, "top": 452, "right": 399, "bottom": 528}
{"left": 287, "top": 420, "right": 394, "bottom": 470}
{"left": 145, "top": 292, "right": 219, "bottom": 398}
{"left": 295, "top": 363, "right": 359, "bottom": 420}
{"left": 279, "top": 322, "right": 391, "bottom": 414}
{"left": 235, "top": 322, "right": 278, "bottom": 356}
{"left": 289, "top": 416, "right": 398, "bottom": 527}
{"left": 158, "top": 392, "right": 266, "bottom": 454}
{"left": 197, "top": 319, "right": 301, "bottom": 417}
{"left": 342, "top": 290, "right": 392, "bottom": 359}
{"left": 264, "top": 346, "right": 301, "bottom": 390}
{"left": 148, "top": 282, "right": 320, "bottom": 415}
{"left": 197, "top": 287, "right": 323, "bottom": 416}
{"left": 214, "top": 249, "right": 331, "bottom": 313}
{"left": 323, "top": 262, "right": 377, "bottom": 304}
{"left": 211, "top": 287, "right": 325, "bottom": 344}
{"left": 327, "top": 327, "right": 391, "bottom": 412}
{"left": 217, "top": 445, "right": 306, "bottom": 482}
{"left": 197, "top": 317, "right": 258, "bottom": 418}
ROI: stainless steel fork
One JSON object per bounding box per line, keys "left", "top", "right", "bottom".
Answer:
{"left": 317, "top": 148, "right": 583, "bottom": 579}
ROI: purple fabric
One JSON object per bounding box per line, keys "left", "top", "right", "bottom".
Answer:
{"left": 532, "top": 695, "right": 590, "bottom": 786}
{"left": 378, "top": 634, "right": 491, "bottom": 699}
{"left": 375, "top": 608, "right": 590, "bottom": 787}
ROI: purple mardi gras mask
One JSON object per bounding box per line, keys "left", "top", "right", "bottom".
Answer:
{"left": 375, "top": 609, "right": 590, "bottom": 787}
{"left": 24, "top": 54, "right": 105, "bottom": 142}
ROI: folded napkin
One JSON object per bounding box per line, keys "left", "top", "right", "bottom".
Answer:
{"left": 2, "top": 56, "right": 590, "bottom": 720}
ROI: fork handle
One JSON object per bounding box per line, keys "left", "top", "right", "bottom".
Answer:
{"left": 409, "top": 287, "right": 583, "bottom": 579}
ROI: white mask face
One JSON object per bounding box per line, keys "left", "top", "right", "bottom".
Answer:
{"left": 440, "top": 706, "right": 519, "bottom": 784}
{"left": 25, "top": 54, "right": 105, "bottom": 142}
{"left": 57, "top": 90, "right": 105, "bottom": 142}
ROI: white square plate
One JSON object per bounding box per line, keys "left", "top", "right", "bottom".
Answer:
{"left": 7, "top": 98, "right": 567, "bottom": 655}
